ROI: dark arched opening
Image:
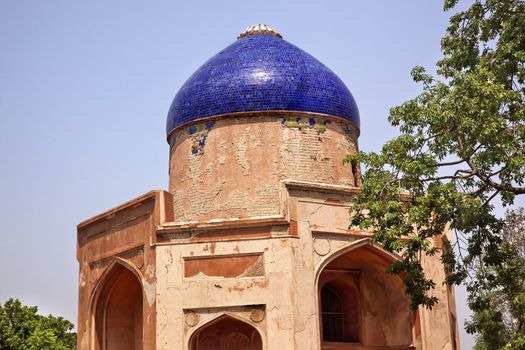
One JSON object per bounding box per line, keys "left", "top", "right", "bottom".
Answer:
{"left": 94, "top": 264, "right": 143, "bottom": 350}
{"left": 189, "top": 315, "right": 262, "bottom": 350}
{"left": 321, "top": 285, "right": 344, "bottom": 341}
{"left": 317, "top": 244, "right": 414, "bottom": 349}
{"left": 319, "top": 276, "right": 360, "bottom": 344}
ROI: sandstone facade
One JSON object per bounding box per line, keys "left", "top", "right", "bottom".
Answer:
{"left": 76, "top": 113, "right": 460, "bottom": 349}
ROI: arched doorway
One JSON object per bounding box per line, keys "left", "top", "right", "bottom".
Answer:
{"left": 189, "top": 315, "right": 262, "bottom": 350}
{"left": 93, "top": 263, "right": 144, "bottom": 350}
{"left": 317, "top": 243, "right": 413, "bottom": 349}
{"left": 320, "top": 281, "right": 360, "bottom": 343}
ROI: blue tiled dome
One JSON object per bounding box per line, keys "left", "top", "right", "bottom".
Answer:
{"left": 167, "top": 27, "right": 360, "bottom": 136}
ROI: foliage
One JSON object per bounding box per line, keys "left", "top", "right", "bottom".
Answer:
{"left": 346, "top": 0, "right": 525, "bottom": 315}
{"left": 0, "top": 298, "right": 76, "bottom": 350}
{"left": 467, "top": 208, "right": 525, "bottom": 350}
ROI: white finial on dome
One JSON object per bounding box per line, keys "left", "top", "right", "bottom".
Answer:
{"left": 237, "top": 24, "right": 282, "bottom": 39}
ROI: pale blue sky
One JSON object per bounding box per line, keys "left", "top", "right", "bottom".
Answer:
{"left": 1, "top": 1, "right": 507, "bottom": 348}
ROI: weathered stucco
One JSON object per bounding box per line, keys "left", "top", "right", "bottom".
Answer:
{"left": 168, "top": 113, "right": 359, "bottom": 222}
{"left": 77, "top": 115, "right": 459, "bottom": 349}
{"left": 76, "top": 190, "right": 172, "bottom": 350}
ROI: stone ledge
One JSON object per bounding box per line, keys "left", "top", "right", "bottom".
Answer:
{"left": 157, "top": 215, "right": 289, "bottom": 233}
{"left": 282, "top": 179, "right": 360, "bottom": 195}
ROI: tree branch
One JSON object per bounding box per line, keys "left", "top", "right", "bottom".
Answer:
{"left": 454, "top": 123, "right": 525, "bottom": 194}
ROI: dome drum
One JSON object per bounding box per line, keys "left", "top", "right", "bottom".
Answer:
{"left": 168, "top": 112, "right": 360, "bottom": 222}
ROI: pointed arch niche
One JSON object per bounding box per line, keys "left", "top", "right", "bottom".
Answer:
{"left": 189, "top": 315, "right": 263, "bottom": 350}
{"left": 317, "top": 242, "right": 414, "bottom": 349}
{"left": 92, "top": 261, "right": 144, "bottom": 350}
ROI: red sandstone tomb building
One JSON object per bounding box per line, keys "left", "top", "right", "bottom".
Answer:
{"left": 76, "top": 24, "right": 460, "bottom": 350}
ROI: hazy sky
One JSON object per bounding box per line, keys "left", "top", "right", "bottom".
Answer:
{"left": 5, "top": 1, "right": 522, "bottom": 348}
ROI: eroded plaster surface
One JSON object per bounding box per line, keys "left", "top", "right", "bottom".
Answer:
{"left": 77, "top": 118, "right": 458, "bottom": 350}
{"left": 168, "top": 114, "right": 359, "bottom": 221}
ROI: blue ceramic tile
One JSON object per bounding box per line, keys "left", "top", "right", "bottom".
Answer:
{"left": 166, "top": 34, "right": 360, "bottom": 135}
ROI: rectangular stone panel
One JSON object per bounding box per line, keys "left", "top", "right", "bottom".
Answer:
{"left": 184, "top": 254, "right": 264, "bottom": 278}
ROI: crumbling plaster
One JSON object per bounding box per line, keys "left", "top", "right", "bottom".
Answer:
{"left": 168, "top": 114, "right": 358, "bottom": 222}
{"left": 77, "top": 114, "right": 458, "bottom": 349}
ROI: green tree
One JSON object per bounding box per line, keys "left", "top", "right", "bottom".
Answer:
{"left": 467, "top": 208, "right": 525, "bottom": 350}
{"left": 346, "top": 0, "right": 525, "bottom": 343}
{"left": 0, "top": 298, "right": 76, "bottom": 350}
